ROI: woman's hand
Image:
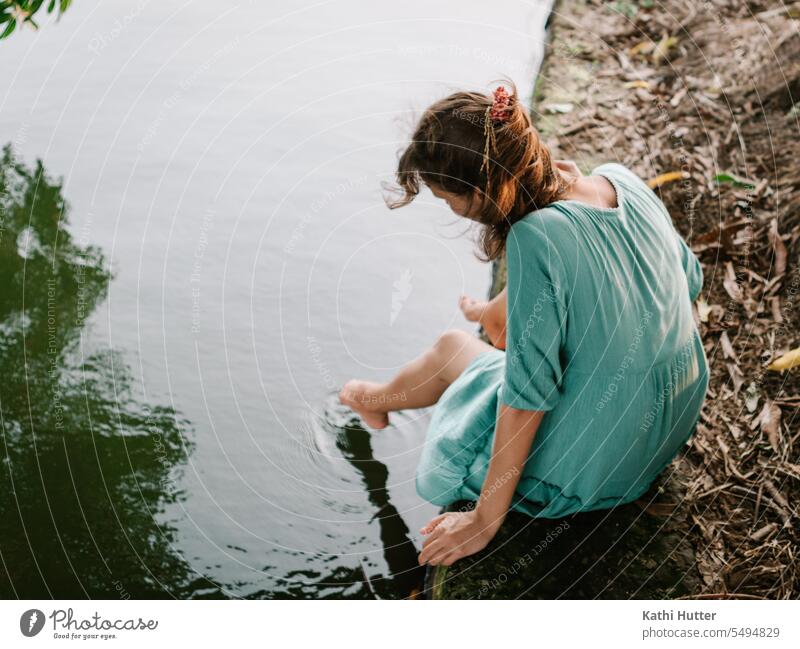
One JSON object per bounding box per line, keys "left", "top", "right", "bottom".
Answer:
{"left": 417, "top": 406, "right": 544, "bottom": 568}
{"left": 418, "top": 510, "right": 500, "bottom": 567}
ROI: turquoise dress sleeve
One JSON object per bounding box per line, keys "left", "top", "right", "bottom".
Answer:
{"left": 499, "top": 216, "right": 568, "bottom": 412}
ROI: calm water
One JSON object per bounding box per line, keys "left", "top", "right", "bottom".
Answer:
{"left": 0, "top": 1, "right": 549, "bottom": 598}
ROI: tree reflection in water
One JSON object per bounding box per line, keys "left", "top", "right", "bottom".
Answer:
{"left": 0, "top": 145, "right": 215, "bottom": 598}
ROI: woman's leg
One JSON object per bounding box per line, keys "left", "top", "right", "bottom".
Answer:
{"left": 459, "top": 286, "right": 507, "bottom": 350}
{"left": 339, "top": 329, "right": 496, "bottom": 429}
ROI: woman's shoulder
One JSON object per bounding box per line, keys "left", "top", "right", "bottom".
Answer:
{"left": 510, "top": 206, "right": 573, "bottom": 238}
{"left": 592, "top": 161, "right": 639, "bottom": 179}
{"left": 593, "top": 161, "right": 673, "bottom": 219}
{"left": 506, "top": 207, "right": 577, "bottom": 258}
{"left": 505, "top": 209, "right": 574, "bottom": 275}
{"left": 593, "top": 161, "right": 652, "bottom": 195}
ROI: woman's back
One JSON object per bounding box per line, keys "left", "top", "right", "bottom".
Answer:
{"left": 487, "top": 162, "right": 709, "bottom": 516}
{"left": 513, "top": 162, "right": 702, "bottom": 375}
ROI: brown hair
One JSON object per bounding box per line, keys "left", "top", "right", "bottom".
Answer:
{"left": 387, "top": 82, "right": 568, "bottom": 261}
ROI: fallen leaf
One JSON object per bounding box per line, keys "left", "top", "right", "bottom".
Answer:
{"left": 723, "top": 277, "right": 743, "bottom": 302}
{"left": 714, "top": 172, "right": 756, "bottom": 190}
{"left": 652, "top": 34, "right": 678, "bottom": 64}
{"left": 719, "top": 331, "right": 738, "bottom": 361}
{"left": 767, "top": 219, "right": 788, "bottom": 276}
{"left": 770, "top": 297, "right": 783, "bottom": 323}
{"left": 692, "top": 219, "right": 750, "bottom": 254}
{"left": 768, "top": 347, "right": 800, "bottom": 371}
{"left": 696, "top": 297, "right": 712, "bottom": 322}
{"left": 744, "top": 382, "right": 760, "bottom": 413}
{"left": 759, "top": 400, "right": 781, "bottom": 452}
{"left": 726, "top": 362, "right": 744, "bottom": 396}
{"left": 670, "top": 87, "right": 687, "bottom": 107}
{"left": 629, "top": 41, "right": 654, "bottom": 56}
{"left": 727, "top": 423, "right": 743, "bottom": 440}
{"left": 647, "top": 171, "right": 688, "bottom": 189}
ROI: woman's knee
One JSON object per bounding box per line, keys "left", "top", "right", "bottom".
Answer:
{"left": 433, "top": 328, "right": 471, "bottom": 356}
{"left": 430, "top": 328, "right": 494, "bottom": 384}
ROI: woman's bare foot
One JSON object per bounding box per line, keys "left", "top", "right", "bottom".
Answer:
{"left": 339, "top": 380, "right": 391, "bottom": 430}
{"left": 459, "top": 294, "right": 487, "bottom": 323}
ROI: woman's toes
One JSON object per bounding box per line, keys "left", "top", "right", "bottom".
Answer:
{"left": 340, "top": 380, "right": 368, "bottom": 406}
{"left": 339, "top": 380, "right": 390, "bottom": 430}
{"left": 360, "top": 410, "right": 389, "bottom": 430}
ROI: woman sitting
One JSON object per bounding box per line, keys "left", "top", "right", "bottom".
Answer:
{"left": 340, "top": 83, "right": 709, "bottom": 568}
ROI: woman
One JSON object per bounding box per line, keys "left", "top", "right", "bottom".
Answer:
{"left": 339, "top": 84, "right": 708, "bottom": 568}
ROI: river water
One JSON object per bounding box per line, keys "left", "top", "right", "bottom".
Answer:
{"left": 0, "top": 0, "right": 550, "bottom": 598}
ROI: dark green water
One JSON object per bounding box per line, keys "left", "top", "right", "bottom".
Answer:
{"left": 0, "top": 146, "right": 197, "bottom": 597}
{"left": 0, "top": 1, "right": 548, "bottom": 598}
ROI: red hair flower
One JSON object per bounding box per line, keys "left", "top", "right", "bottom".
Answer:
{"left": 489, "top": 85, "right": 512, "bottom": 122}
{"left": 481, "top": 85, "right": 514, "bottom": 176}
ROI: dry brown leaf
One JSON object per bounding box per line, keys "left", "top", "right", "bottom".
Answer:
{"left": 629, "top": 41, "right": 654, "bottom": 56}
{"left": 744, "top": 383, "right": 759, "bottom": 413}
{"left": 696, "top": 297, "right": 712, "bottom": 322}
{"left": 670, "top": 87, "right": 687, "bottom": 107}
{"left": 723, "top": 277, "right": 744, "bottom": 302}
{"left": 691, "top": 220, "right": 750, "bottom": 254}
{"left": 767, "top": 219, "right": 788, "bottom": 276}
{"left": 770, "top": 297, "right": 783, "bottom": 324}
{"left": 720, "top": 331, "right": 738, "bottom": 361}
{"left": 726, "top": 362, "right": 744, "bottom": 396}
{"left": 758, "top": 400, "right": 782, "bottom": 452}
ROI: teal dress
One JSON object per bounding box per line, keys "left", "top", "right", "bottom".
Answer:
{"left": 416, "top": 163, "right": 709, "bottom": 518}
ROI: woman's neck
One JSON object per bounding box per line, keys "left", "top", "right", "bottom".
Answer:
{"left": 559, "top": 169, "right": 618, "bottom": 209}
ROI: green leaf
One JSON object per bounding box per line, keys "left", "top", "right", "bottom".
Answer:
{"left": 714, "top": 173, "right": 756, "bottom": 190}
{"left": 0, "top": 16, "right": 15, "bottom": 38}
{"left": 613, "top": 1, "right": 638, "bottom": 18}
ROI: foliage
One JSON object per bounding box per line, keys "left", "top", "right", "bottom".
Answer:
{"left": 0, "top": 0, "right": 71, "bottom": 39}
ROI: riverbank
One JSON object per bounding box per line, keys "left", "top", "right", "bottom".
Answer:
{"left": 430, "top": 0, "right": 799, "bottom": 599}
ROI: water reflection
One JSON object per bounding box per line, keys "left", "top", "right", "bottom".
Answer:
{"left": 244, "top": 408, "right": 426, "bottom": 600}
{"left": 0, "top": 145, "right": 429, "bottom": 599}
{"left": 0, "top": 145, "right": 210, "bottom": 598}
{"left": 334, "top": 423, "right": 425, "bottom": 598}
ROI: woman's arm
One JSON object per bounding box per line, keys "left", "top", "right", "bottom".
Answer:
{"left": 418, "top": 403, "right": 544, "bottom": 566}
{"left": 480, "top": 286, "right": 507, "bottom": 350}
{"left": 473, "top": 404, "right": 543, "bottom": 525}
